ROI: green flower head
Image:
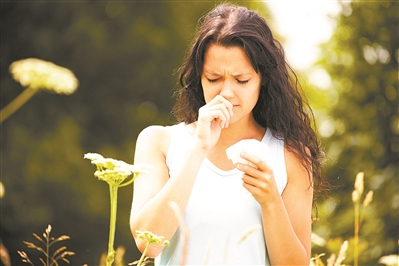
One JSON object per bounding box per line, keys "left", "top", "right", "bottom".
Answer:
{"left": 135, "top": 230, "right": 170, "bottom": 247}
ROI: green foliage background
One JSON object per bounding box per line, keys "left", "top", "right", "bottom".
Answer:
{"left": 0, "top": 1, "right": 397, "bottom": 265}
{"left": 309, "top": 2, "right": 398, "bottom": 265}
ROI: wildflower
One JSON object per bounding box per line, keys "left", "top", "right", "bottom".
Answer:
{"left": 84, "top": 153, "right": 104, "bottom": 161}
{"left": 310, "top": 253, "right": 325, "bottom": 266}
{"left": 135, "top": 230, "right": 170, "bottom": 247}
{"left": 84, "top": 153, "right": 151, "bottom": 186}
{"left": 10, "top": 58, "right": 78, "bottom": 95}
{"left": 378, "top": 254, "right": 399, "bottom": 266}
{"left": 354, "top": 172, "right": 364, "bottom": 195}
{"left": 363, "top": 190, "right": 373, "bottom": 207}
{"left": 326, "top": 253, "right": 336, "bottom": 266}
{"left": 0, "top": 181, "right": 5, "bottom": 199}
{"left": 352, "top": 190, "right": 360, "bottom": 203}
{"left": 132, "top": 231, "right": 169, "bottom": 266}
{"left": 1, "top": 58, "right": 79, "bottom": 123}
{"left": 85, "top": 153, "right": 151, "bottom": 266}
{"left": 335, "top": 240, "right": 348, "bottom": 265}
{"left": 18, "top": 224, "right": 74, "bottom": 266}
{"left": 237, "top": 224, "right": 262, "bottom": 244}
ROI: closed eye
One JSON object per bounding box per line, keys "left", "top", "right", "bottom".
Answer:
{"left": 237, "top": 79, "right": 249, "bottom": 85}
{"left": 207, "top": 78, "right": 218, "bottom": 83}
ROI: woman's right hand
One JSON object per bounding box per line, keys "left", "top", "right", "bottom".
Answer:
{"left": 194, "top": 95, "right": 233, "bottom": 153}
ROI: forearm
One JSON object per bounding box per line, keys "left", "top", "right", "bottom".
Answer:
{"left": 261, "top": 199, "right": 311, "bottom": 265}
{"left": 130, "top": 145, "right": 206, "bottom": 256}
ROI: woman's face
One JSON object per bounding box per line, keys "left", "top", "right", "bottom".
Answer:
{"left": 201, "top": 44, "right": 262, "bottom": 125}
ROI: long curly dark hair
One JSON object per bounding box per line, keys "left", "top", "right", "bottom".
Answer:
{"left": 173, "top": 4, "right": 328, "bottom": 202}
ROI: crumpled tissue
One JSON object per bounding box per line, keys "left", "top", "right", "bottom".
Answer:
{"left": 226, "top": 139, "right": 270, "bottom": 167}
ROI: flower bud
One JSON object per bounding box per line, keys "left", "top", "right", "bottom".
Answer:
{"left": 363, "top": 190, "right": 373, "bottom": 207}
{"left": 354, "top": 172, "right": 364, "bottom": 195}
{"left": 352, "top": 190, "right": 360, "bottom": 203}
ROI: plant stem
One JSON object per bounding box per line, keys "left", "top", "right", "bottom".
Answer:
{"left": 137, "top": 242, "right": 150, "bottom": 266}
{"left": 0, "top": 87, "right": 38, "bottom": 123}
{"left": 106, "top": 184, "right": 118, "bottom": 266}
{"left": 46, "top": 232, "right": 50, "bottom": 266}
{"left": 354, "top": 201, "right": 359, "bottom": 266}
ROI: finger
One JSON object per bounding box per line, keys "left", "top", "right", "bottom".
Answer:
{"left": 207, "top": 103, "right": 231, "bottom": 126}
{"left": 241, "top": 173, "right": 258, "bottom": 187}
{"left": 210, "top": 95, "right": 234, "bottom": 116}
{"left": 201, "top": 109, "right": 229, "bottom": 128}
{"left": 239, "top": 152, "right": 272, "bottom": 173}
{"left": 200, "top": 102, "right": 231, "bottom": 128}
{"left": 237, "top": 162, "right": 259, "bottom": 176}
{"left": 242, "top": 176, "right": 265, "bottom": 200}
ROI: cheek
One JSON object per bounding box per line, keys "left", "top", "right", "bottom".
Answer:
{"left": 202, "top": 90, "right": 213, "bottom": 104}
{"left": 250, "top": 86, "right": 261, "bottom": 103}
{"left": 249, "top": 85, "right": 261, "bottom": 105}
{"left": 201, "top": 84, "right": 218, "bottom": 103}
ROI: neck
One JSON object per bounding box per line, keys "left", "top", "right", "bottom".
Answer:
{"left": 217, "top": 118, "right": 265, "bottom": 147}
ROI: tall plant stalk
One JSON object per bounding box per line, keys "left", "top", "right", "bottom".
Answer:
{"left": 0, "top": 87, "right": 37, "bottom": 123}
{"left": 106, "top": 184, "right": 119, "bottom": 266}
{"left": 84, "top": 153, "right": 150, "bottom": 266}
{"left": 136, "top": 242, "right": 151, "bottom": 266}
{"left": 2, "top": 58, "right": 79, "bottom": 124}
{"left": 351, "top": 172, "right": 373, "bottom": 266}
{"left": 354, "top": 198, "right": 360, "bottom": 266}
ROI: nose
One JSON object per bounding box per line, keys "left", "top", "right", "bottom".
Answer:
{"left": 219, "top": 81, "right": 234, "bottom": 99}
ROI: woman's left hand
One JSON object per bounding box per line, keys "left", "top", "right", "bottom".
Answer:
{"left": 236, "top": 152, "right": 280, "bottom": 206}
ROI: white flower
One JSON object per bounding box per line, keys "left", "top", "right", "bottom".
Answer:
{"left": 10, "top": 58, "right": 78, "bottom": 95}
{"left": 378, "top": 254, "right": 399, "bottom": 266}
{"left": 84, "top": 153, "right": 104, "bottom": 161}
{"left": 84, "top": 153, "right": 151, "bottom": 185}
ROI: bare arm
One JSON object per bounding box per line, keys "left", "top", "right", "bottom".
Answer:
{"left": 130, "top": 95, "right": 233, "bottom": 257}
{"left": 130, "top": 125, "right": 206, "bottom": 257}
{"left": 238, "top": 148, "right": 313, "bottom": 265}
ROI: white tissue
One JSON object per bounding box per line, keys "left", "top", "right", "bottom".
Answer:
{"left": 226, "top": 139, "right": 270, "bottom": 166}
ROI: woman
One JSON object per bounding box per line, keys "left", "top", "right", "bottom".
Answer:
{"left": 130, "top": 3, "right": 327, "bottom": 265}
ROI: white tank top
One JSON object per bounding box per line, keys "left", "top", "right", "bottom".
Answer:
{"left": 155, "top": 123, "right": 287, "bottom": 265}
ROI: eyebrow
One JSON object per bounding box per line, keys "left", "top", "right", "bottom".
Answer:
{"left": 203, "top": 70, "right": 252, "bottom": 77}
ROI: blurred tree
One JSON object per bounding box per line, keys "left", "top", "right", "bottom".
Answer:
{"left": 0, "top": 1, "right": 270, "bottom": 264}
{"left": 310, "top": 1, "right": 398, "bottom": 264}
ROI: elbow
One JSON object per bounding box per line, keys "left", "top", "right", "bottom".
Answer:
{"left": 133, "top": 237, "right": 165, "bottom": 258}
{"left": 130, "top": 220, "right": 166, "bottom": 258}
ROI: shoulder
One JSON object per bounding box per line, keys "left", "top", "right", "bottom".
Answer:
{"left": 284, "top": 145, "right": 312, "bottom": 187}
{"left": 138, "top": 125, "right": 170, "bottom": 139}
{"left": 136, "top": 125, "right": 171, "bottom": 158}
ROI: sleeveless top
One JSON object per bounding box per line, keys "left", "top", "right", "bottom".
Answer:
{"left": 155, "top": 123, "right": 287, "bottom": 265}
